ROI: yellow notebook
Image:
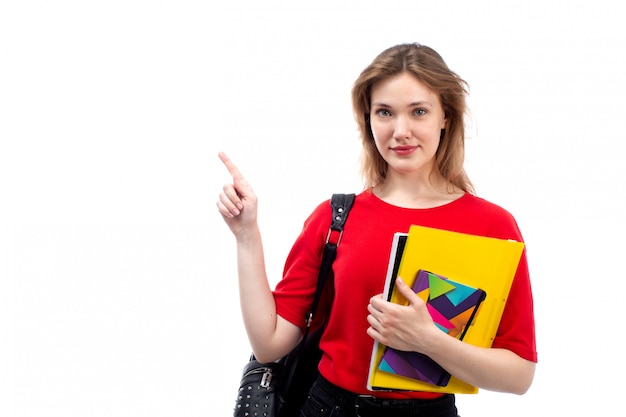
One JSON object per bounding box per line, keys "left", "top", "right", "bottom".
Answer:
{"left": 367, "top": 225, "right": 525, "bottom": 394}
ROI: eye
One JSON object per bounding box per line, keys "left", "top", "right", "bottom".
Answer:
{"left": 375, "top": 108, "right": 391, "bottom": 117}
{"left": 413, "top": 108, "right": 427, "bottom": 116}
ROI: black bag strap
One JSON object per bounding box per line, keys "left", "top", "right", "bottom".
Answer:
{"left": 306, "top": 193, "right": 355, "bottom": 328}
{"left": 276, "top": 193, "right": 355, "bottom": 416}
{"left": 251, "top": 194, "right": 355, "bottom": 367}
{"left": 273, "top": 193, "right": 355, "bottom": 417}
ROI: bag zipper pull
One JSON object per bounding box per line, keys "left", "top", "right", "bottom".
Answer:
{"left": 260, "top": 368, "right": 272, "bottom": 388}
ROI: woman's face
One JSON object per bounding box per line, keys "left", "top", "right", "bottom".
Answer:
{"left": 369, "top": 72, "right": 447, "bottom": 178}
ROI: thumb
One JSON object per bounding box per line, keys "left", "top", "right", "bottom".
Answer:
{"left": 395, "top": 277, "right": 420, "bottom": 305}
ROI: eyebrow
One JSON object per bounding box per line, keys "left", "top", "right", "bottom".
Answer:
{"left": 371, "top": 101, "right": 434, "bottom": 108}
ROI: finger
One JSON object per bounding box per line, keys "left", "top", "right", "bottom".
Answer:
{"left": 216, "top": 199, "right": 236, "bottom": 218}
{"left": 396, "top": 277, "right": 419, "bottom": 305}
{"left": 366, "top": 311, "right": 383, "bottom": 333}
{"left": 367, "top": 296, "right": 385, "bottom": 323}
{"left": 369, "top": 293, "right": 384, "bottom": 309}
{"left": 218, "top": 186, "right": 243, "bottom": 216}
{"left": 218, "top": 151, "right": 244, "bottom": 180}
{"left": 367, "top": 302, "right": 378, "bottom": 316}
{"left": 217, "top": 191, "right": 242, "bottom": 218}
{"left": 221, "top": 184, "right": 244, "bottom": 211}
{"left": 218, "top": 152, "right": 254, "bottom": 196}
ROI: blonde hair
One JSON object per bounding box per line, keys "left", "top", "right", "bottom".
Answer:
{"left": 351, "top": 43, "right": 474, "bottom": 193}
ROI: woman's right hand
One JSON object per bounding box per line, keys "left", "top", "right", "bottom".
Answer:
{"left": 217, "top": 152, "right": 302, "bottom": 361}
{"left": 216, "top": 152, "right": 258, "bottom": 236}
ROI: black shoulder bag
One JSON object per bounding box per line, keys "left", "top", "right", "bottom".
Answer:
{"left": 233, "top": 193, "right": 356, "bottom": 417}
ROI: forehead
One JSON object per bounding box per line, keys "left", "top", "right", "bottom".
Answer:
{"left": 370, "top": 72, "right": 440, "bottom": 104}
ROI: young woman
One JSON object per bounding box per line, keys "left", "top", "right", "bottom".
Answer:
{"left": 217, "top": 43, "right": 537, "bottom": 417}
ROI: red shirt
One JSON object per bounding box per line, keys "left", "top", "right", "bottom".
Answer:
{"left": 274, "top": 190, "right": 537, "bottom": 399}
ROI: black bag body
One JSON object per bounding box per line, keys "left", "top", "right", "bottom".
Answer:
{"left": 234, "top": 327, "right": 323, "bottom": 417}
{"left": 276, "top": 325, "right": 324, "bottom": 417}
{"left": 235, "top": 359, "right": 281, "bottom": 417}
{"left": 233, "top": 194, "right": 355, "bottom": 417}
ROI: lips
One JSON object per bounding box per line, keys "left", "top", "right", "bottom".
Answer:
{"left": 391, "top": 145, "right": 418, "bottom": 155}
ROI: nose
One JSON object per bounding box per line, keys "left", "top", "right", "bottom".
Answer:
{"left": 393, "top": 115, "right": 411, "bottom": 140}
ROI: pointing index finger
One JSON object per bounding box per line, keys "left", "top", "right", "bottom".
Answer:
{"left": 218, "top": 151, "right": 244, "bottom": 180}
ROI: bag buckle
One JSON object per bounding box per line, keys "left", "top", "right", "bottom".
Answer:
{"left": 325, "top": 228, "right": 343, "bottom": 246}
{"left": 355, "top": 395, "right": 375, "bottom": 416}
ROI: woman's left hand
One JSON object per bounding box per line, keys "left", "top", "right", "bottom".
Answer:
{"left": 366, "top": 277, "right": 441, "bottom": 352}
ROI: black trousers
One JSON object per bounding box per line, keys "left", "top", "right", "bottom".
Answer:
{"left": 300, "top": 376, "right": 459, "bottom": 417}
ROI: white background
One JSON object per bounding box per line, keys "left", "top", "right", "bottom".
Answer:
{"left": 1, "top": 1, "right": 625, "bottom": 416}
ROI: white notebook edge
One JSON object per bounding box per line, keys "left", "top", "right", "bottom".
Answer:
{"left": 366, "top": 232, "right": 408, "bottom": 391}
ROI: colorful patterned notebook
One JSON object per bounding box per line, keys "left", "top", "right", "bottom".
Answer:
{"left": 378, "top": 270, "right": 486, "bottom": 386}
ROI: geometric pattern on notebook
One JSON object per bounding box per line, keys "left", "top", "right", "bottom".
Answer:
{"left": 413, "top": 271, "right": 486, "bottom": 338}
{"left": 378, "top": 270, "right": 487, "bottom": 386}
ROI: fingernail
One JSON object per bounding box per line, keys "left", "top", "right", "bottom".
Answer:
{"left": 236, "top": 203, "right": 243, "bottom": 210}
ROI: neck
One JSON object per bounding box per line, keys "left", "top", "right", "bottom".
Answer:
{"left": 373, "top": 172, "right": 464, "bottom": 209}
